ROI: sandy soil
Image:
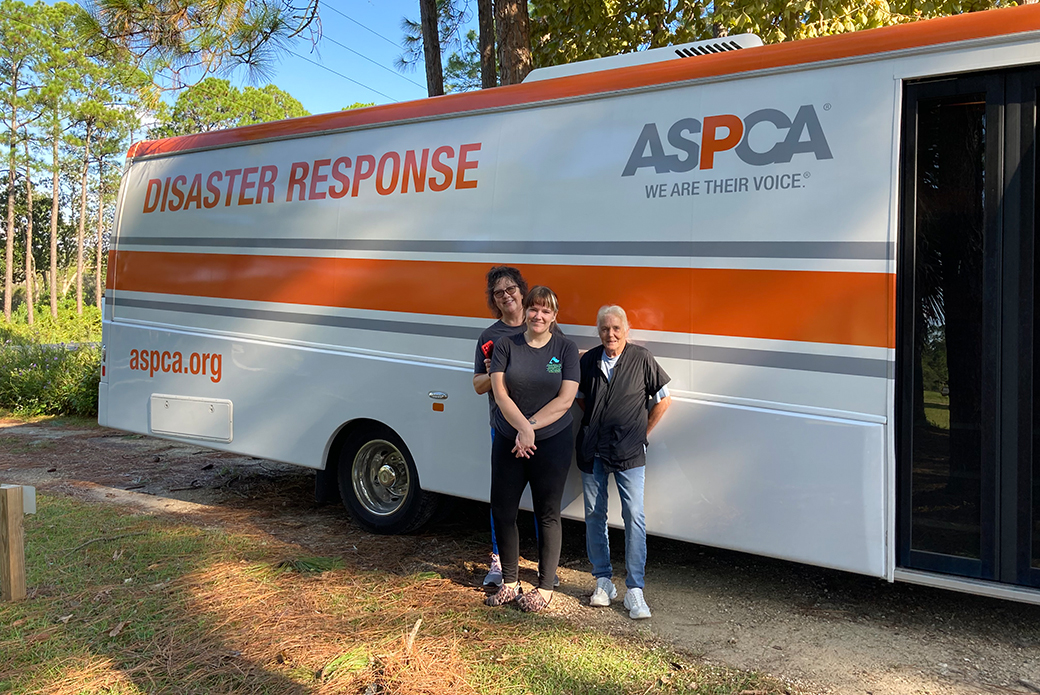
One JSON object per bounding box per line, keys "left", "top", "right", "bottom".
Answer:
{"left": 2, "top": 417, "right": 1040, "bottom": 695}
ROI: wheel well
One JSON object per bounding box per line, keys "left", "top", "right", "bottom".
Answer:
{"left": 328, "top": 418, "right": 439, "bottom": 534}
{"left": 315, "top": 418, "right": 386, "bottom": 505}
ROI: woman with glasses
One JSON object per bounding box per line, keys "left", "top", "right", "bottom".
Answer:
{"left": 485, "top": 286, "right": 579, "bottom": 612}
{"left": 473, "top": 266, "right": 529, "bottom": 587}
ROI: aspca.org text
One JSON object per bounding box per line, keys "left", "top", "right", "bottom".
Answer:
{"left": 129, "top": 349, "right": 223, "bottom": 383}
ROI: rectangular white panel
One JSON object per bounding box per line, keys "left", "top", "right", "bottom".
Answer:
{"left": 150, "top": 394, "right": 233, "bottom": 442}
{"left": 0, "top": 485, "right": 36, "bottom": 514}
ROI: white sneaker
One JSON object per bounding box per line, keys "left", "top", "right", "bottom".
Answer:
{"left": 483, "top": 553, "right": 503, "bottom": 587}
{"left": 589, "top": 577, "right": 617, "bottom": 607}
{"left": 623, "top": 587, "right": 651, "bottom": 619}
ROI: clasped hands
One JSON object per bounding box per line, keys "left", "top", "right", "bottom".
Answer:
{"left": 512, "top": 425, "right": 537, "bottom": 459}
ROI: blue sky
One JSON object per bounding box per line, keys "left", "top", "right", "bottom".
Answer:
{"left": 51, "top": 0, "right": 467, "bottom": 114}
{"left": 234, "top": 0, "right": 459, "bottom": 114}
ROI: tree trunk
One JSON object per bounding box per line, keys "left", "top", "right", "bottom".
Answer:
{"left": 4, "top": 78, "right": 17, "bottom": 322}
{"left": 418, "top": 0, "right": 444, "bottom": 97}
{"left": 5, "top": 174, "right": 13, "bottom": 323}
{"left": 76, "top": 124, "right": 92, "bottom": 315}
{"left": 495, "top": 0, "right": 531, "bottom": 85}
{"left": 95, "top": 158, "right": 104, "bottom": 311}
{"left": 61, "top": 269, "right": 76, "bottom": 297}
{"left": 50, "top": 130, "right": 59, "bottom": 317}
{"left": 477, "top": 0, "right": 496, "bottom": 89}
{"left": 24, "top": 138, "right": 33, "bottom": 326}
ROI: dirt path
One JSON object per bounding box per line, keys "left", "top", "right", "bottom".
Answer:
{"left": 2, "top": 418, "right": 1039, "bottom": 695}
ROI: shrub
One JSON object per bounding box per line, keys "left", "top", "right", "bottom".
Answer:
{"left": 0, "top": 342, "right": 100, "bottom": 416}
{"left": 0, "top": 299, "right": 102, "bottom": 346}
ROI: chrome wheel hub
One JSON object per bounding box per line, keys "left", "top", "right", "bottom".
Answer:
{"left": 351, "top": 439, "right": 410, "bottom": 516}
{"left": 377, "top": 464, "right": 397, "bottom": 487}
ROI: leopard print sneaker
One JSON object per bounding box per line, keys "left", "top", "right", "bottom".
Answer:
{"left": 484, "top": 583, "right": 522, "bottom": 607}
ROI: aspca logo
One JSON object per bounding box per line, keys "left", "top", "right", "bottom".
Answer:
{"left": 622, "top": 105, "right": 833, "bottom": 176}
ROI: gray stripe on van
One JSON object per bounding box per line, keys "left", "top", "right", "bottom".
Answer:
{"left": 117, "top": 237, "right": 892, "bottom": 260}
{"left": 565, "top": 335, "right": 890, "bottom": 378}
{"left": 114, "top": 297, "right": 893, "bottom": 378}
{"left": 118, "top": 297, "right": 483, "bottom": 340}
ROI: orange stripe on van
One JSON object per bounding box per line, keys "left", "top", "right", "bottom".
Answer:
{"left": 111, "top": 251, "right": 895, "bottom": 348}
{"left": 126, "top": 6, "right": 1040, "bottom": 159}
{"left": 105, "top": 250, "right": 116, "bottom": 290}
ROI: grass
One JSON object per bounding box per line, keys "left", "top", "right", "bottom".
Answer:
{"left": 0, "top": 495, "right": 795, "bottom": 694}
{"left": 0, "top": 411, "right": 99, "bottom": 428}
{"left": 923, "top": 390, "right": 949, "bottom": 430}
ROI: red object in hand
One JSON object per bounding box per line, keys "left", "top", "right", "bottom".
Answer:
{"left": 481, "top": 340, "right": 494, "bottom": 358}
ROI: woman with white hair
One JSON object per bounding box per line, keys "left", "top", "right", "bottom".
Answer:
{"left": 576, "top": 304, "right": 671, "bottom": 619}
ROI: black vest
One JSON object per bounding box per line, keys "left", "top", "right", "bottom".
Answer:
{"left": 576, "top": 344, "right": 669, "bottom": 473}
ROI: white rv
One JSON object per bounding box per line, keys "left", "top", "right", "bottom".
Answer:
{"left": 101, "top": 5, "right": 1040, "bottom": 602}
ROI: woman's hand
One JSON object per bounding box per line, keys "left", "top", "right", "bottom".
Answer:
{"left": 513, "top": 426, "right": 537, "bottom": 458}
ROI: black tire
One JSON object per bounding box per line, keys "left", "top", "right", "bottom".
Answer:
{"left": 336, "top": 424, "right": 439, "bottom": 534}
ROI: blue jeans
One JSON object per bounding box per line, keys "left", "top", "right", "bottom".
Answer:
{"left": 582, "top": 458, "right": 646, "bottom": 589}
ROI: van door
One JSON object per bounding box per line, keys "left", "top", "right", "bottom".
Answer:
{"left": 897, "top": 68, "right": 1040, "bottom": 588}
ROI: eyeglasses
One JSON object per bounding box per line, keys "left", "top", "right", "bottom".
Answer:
{"left": 493, "top": 285, "right": 519, "bottom": 299}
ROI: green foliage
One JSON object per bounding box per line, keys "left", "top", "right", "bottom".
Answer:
{"left": 920, "top": 324, "right": 948, "bottom": 392}
{"left": 149, "top": 78, "right": 241, "bottom": 136}
{"left": 445, "top": 29, "right": 482, "bottom": 92}
{"left": 0, "top": 298, "right": 102, "bottom": 344}
{"left": 397, "top": 0, "right": 471, "bottom": 76}
{"left": 0, "top": 179, "right": 73, "bottom": 288}
{"left": 0, "top": 342, "right": 100, "bottom": 416}
{"left": 149, "top": 77, "right": 310, "bottom": 138}
{"left": 342, "top": 102, "right": 376, "bottom": 110}
{"left": 529, "top": 0, "right": 1012, "bottom": 67}
{"left": 238, "top": 83, "right": 309, "bottom": 125}
{"left": 0, "top": 298, "right": 101, "bottom": 416}
{"left": 73, "top": 0, "right": 321, "bottom": 86}
{"left": 530, "top": 0, "right": 681, "bottom": 67}
{"left": 0, "top": 0, "right": 148, "bottom": 324}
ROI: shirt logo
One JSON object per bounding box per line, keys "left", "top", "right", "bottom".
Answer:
{"left": 546, "top": 356, "right": 562, "bottom": 374}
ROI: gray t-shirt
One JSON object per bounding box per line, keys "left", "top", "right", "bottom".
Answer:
{"left": 489, "top": 331, "right": 579, "bottom": 441}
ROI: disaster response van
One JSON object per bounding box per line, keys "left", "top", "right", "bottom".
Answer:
{"left": 101, "top": 5, "right": 1040, "bottom": 602}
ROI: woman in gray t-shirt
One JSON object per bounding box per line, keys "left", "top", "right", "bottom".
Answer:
{"left": 486, "top": 286, "right": 579, "bottom": 613}
{"left": 472, "top": 266, "right": 528, "bottom": 587}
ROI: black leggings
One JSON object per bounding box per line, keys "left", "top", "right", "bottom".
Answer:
{"left": 490, "top": 427, "right": 572, "bottom": 590}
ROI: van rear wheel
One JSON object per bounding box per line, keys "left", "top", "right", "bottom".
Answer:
{"left": 337, "top": 425, "right": 438, "bottom": 534}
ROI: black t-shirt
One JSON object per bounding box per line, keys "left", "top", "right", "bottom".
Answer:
{"left": 577, "top": 343, "right": 670, "bottom": 472}
{"left": 489, "top": 331, "right": 580, "bottom": 441}
{"left": 474, "top": 320, "right": 526, "bottom": 427}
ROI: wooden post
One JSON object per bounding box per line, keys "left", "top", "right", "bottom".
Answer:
{"left": 0, "top": 485, "right": 26, "bottom": 601}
